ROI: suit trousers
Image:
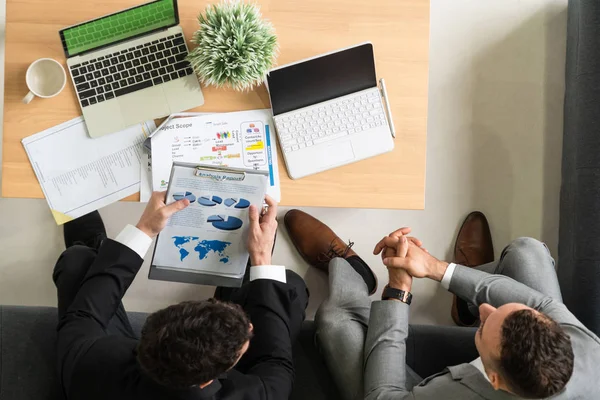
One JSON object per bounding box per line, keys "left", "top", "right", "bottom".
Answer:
{"left": 52, "top": 245, "right": 137, "bottom": 338}
{"left": 315, "top": 237, "right": 562, "bottom": 400}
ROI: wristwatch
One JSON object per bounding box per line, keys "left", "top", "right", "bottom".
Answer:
{"left": 382, "top": 285, "right": 413, "bottom": 305}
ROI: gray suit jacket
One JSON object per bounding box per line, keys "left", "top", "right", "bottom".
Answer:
{"left": 363, "top": 265, "right": 600, "bottom": 399}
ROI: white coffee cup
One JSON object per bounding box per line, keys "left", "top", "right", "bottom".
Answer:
{"left": 22, "top": 58, "right": 67, "bottom": 104}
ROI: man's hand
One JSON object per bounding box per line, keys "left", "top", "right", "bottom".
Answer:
{"left": 136, "top": 191, "right": 190, "bottom": 238}
{"left": 247, "top": 195, "right": 278, "bottom": 266}
{"left": 374, "top": 227, "right": 426, "bottom": 260}
{"left": 374, "top": 227, "right": 449, "bottom": 282}
{"left": 373, "top": 228, "right": 414, "bottom": 291}
{"left": 386, "top": 236, "right": 413, "bottom": 292}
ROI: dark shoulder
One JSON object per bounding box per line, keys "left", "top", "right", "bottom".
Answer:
{"left": 214, "top": 369, "right": 266, "bottom": 400}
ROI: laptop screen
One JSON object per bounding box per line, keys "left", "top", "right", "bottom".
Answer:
{"left": 267, "top": 43, "right": 377, "bottom": 116}
{"left": 59, "top": 0, "right": 179, "bottom": 58}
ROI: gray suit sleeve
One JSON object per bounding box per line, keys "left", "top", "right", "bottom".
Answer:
{"left": 449, "top": 265, "right": 581, "bottom": 326}
{"left": 363, "top": 300, "right": 415, "bottom": 400}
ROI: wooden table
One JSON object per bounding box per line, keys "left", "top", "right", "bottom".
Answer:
{"left": 2, "top": 0, "right": 429, "bottom": 209}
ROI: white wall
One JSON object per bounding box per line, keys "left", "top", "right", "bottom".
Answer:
{"left": 0, "top": 0, "right": 569, "bottom": 326}
{"left": 427, "top": 0, "right": 568, "bottom": 257}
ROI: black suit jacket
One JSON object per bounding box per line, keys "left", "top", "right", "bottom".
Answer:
{"left": 57, "top": 239, "right": 305, "bottom": 400}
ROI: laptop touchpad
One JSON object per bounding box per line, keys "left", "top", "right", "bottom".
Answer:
{"left": 119, "top": 86, "right": 170, "bottom": 126}
{"left": 325, "top": 141, "right": 355, "bottom": 167}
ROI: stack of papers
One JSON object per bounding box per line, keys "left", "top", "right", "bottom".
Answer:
{"left": 22, "top": 117, "right": 155, "bottom": 224}
{"left": 143, "top": 109, "right": 281, "bottom": 202}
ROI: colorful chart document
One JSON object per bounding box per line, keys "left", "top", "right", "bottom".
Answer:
{"left": 22, "top": 117, "right": 154, "bottom": 225}
{"left": 151, "top": 163, "right": 268, "bottom": 284}
{"left": 149, "top": 109, "right": 281, "bottom": 202}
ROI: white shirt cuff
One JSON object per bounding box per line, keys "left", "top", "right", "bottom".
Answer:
{"left": 114, "top": 224, "right": 153, "bottom": 259}
{"left": 250, "top": 265, "right": 287, "bottom": 283}
{"left": 441, "top": 262, "right": 457, "bottom": 290}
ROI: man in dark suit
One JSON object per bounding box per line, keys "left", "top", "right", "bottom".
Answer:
{"left": 53, "top": 192, "right": 308, "bottom": 400}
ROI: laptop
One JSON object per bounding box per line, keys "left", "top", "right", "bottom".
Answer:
{"left": 266, "top": 42, "right": 394, "bottom": 179}
{"left": 59, "top": 0, "right": 204, "bottom": 138}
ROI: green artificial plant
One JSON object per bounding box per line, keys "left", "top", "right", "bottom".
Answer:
{"left": 187, "top": 1, "right": 278, "bottom": 91}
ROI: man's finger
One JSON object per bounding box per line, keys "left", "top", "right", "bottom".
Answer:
{"left": 373, "top": 239, "right": 384, "bottom": 255}
{"left": 248, "top": 205, "right": 260, "bottom": 227}
{"left": 261, "top": 195, "right": 278, "bottom": 222}
{"left": 382, "top": 257, "right": 407, "bottom": 269}
{"left": 249, "top": 205, "right": 262, "bottom": 233}
{"left": 389, "top": 227, "right": 412, "bottom": 238}
{"left": 406, "top": 241, "right": 428, "bottom": 253}
{"left": 163, "top": 198, "right": 190, "bottom": 216}
{"left": 397, "top": 236, "right": 409, "bottom": 258}
{"left": 151, "top": 191, "right": 167, "bottom": 204}
{"left": 408, "top": 237, "right": 423, "bottom": 247}
{"left": 374, "top": 236, "right": 401, "bottom": 255}
{"left": 373, "top": 237, "right": 388, "bottom": 255}
{"left": 374, "top": 235, "right": 402, "bottom": 255}
{"left": 373, "top": 237, "right": 386, "bottom": 255}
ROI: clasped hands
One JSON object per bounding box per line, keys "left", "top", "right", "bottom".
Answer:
{"left": 373, "top": 227, "right": 449, "bottom": 292}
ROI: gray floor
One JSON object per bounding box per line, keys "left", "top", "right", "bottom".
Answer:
{"left": 0, "top": 0, "right": 568, "bottom": 325}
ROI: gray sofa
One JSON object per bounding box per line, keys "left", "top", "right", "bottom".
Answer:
{"left": 0, "top": 305, "right": 340, "bottom": 400}
{"left": 559, "top": 0, "right": 600, "bottom": 336}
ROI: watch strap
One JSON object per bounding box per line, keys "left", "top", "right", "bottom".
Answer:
{"left": 382, "top": 285, "right": 413, "bottom": 305}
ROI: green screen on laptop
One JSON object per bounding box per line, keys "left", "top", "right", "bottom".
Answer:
{"left": 60, "top": 0, "right": 178, "bottom": 57}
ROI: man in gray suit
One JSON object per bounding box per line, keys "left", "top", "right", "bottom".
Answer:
{"left": 284, "top": 210, "right": 600, "bottom": 399}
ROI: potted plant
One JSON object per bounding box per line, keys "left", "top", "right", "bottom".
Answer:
{"left": 187, "top": 1, "right": 278, "bottom": 91}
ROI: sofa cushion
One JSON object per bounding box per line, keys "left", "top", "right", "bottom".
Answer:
{"left": 0, "top": 306, "right": 63, "bottom": 400}
{"left": 0, "top": 305, "right": 340, "bottom": 400}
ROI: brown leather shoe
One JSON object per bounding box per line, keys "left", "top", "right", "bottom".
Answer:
{"left": 284, "top": 209, "right": 378, "bottom": 294}
{"left": 451, "top": 211, "right": 494, "bottom": 327}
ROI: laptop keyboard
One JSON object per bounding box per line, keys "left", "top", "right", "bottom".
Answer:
{"left": 275, "top": 91, "right": 387, "bottom": 154}
{"left": 69, "top": 32, "right": 194, "bottom": 107}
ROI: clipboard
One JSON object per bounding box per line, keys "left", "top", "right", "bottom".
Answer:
{"left": 149, "top": 162, "right": 269, "bottom": 287}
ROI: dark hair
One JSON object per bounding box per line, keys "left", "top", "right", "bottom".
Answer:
{"left": 137, "top": 299, "right": 252, "bottom": 388}
{"left": 498, "top": 309, "right": 574, "bottom": 398}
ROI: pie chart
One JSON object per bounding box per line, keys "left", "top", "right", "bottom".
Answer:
{"left": 224, "top": 198, "right": 251, "bottom": 209}
{"left": 207, "top": 215, "right": 243, "bottom": 231}
{"left": 172, "top": 192, "right": 196, "bottom": 203}
{"left": 198, "top": 195, "right": 223, "bottom": 206}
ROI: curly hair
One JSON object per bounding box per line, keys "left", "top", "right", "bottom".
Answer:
{"left": 137, "top": 299, "right": 253, "bottom": 388}
{"left": 498, "top": 309, "right": 574, "bottom": 398}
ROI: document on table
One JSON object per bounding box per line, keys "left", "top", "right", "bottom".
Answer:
{"left": 140, "top": 112, "right": 215, "bottom": 203}
{"left": 149, "top": 109, "right": 281, "bottom": 202}
{"left": 22, "top": 117, "right": 155, "bottom": 225}
{"left": 140, "top": 152, "right": 152, "bottom": 203}
{"left": 152, "top": 162, "right": 268, "bottom": 279}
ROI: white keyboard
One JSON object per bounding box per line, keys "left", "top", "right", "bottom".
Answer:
{"left": 275, "top": 90, "right": 387, "bottom": 154}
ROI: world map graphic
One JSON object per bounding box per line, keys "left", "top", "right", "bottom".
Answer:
{"left": 172, "top": 236, "right": 232, "bottom": 263}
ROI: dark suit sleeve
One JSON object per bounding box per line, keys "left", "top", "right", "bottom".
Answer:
{"left": 57, "top": 239, "right": 143, "bottom": 383}
{"left": 233, "top": 278, "right": 305, "bottom": 400}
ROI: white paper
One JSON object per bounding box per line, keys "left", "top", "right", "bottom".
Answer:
{"left": 140, "top": 113, "right": 216, "bottom": 203}
{"left": 140, "top": 152, "right": 152, "bottom": 203}
{"left": 22, "top": 117, "right": 155, "bottom": 224}
{"left": 153, "top": 164, "right": 268, "bottom": 277}
{"left": 150, "top": 109, "right": 281, "bottom": 202}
